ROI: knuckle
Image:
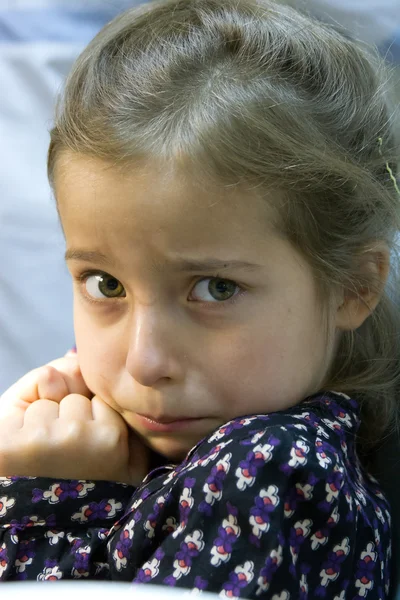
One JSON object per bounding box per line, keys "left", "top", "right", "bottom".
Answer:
{"left": 30, "top": 426, "right": 50, "bottom": 442}
{"left": 96, "top": 423, "right": 125, "bottom": 448}
{"left": 24, "top": 426, "right": 51, "bottom": 450}
{"left": 62, "top": 419, "right": 85, "bottom": 440}
{"left": 60, "top": 393, "right": 85, "bottom": 405}
{"left": 38, "top": 365, "right": 60, "bottom": 382}
{"left": 25, "top": 399, "right": 58, "bottom": 415}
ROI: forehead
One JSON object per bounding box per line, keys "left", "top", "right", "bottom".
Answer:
{"left": 54, "top": 152, "right": 280, "bottom": 260}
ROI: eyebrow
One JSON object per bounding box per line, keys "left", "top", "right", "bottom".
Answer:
{"left": 65, "top": 249, "right": 262, "bottom": 273}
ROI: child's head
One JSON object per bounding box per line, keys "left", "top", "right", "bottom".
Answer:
{"left": 49, "top": 0, "right": 400, "bottom": 460}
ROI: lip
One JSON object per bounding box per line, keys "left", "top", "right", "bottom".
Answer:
{"left": 135, "top": 413, "right": 208, "bottom": 433}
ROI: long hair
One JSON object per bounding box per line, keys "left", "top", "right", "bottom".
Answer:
{"left": 48, "top": 0, "right": 400, "bottom": 456}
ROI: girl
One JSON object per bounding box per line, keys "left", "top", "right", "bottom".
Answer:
{"left": 0, "top": 0, "right": 399, "bottom": 596}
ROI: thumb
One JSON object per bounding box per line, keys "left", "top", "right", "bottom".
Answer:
{"left": 47, "top": 350, "right": 93, "bottom": 399}
{"left": 37, "top": 366, "right": 70, "bottom": 403}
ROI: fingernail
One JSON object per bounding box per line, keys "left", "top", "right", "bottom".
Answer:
{"left": 65, "top": 346, "right": 77, "bottom": 357}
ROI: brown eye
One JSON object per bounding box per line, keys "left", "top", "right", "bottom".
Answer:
{"left": 85, "top": 273, "right": 126, "bottom": 299}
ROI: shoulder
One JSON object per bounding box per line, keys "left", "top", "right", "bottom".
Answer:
{"left": 147, "top": 394, "right": 363, "bottom": 550}
{"left": 180, "top": 391, "right": 359, "bottom": 477}
{"left": 161, "top": 393, "right": 361, "bottom": 515}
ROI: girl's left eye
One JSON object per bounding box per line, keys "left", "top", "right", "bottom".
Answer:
{"left": 189, "top": 277, "right": 241, "bottom": 304}
{"left": 82, "top": 273, "right": 126, "bottom": 299}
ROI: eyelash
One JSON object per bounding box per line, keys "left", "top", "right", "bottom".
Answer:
{"left": 74, "top": 270, "right": 247, "bottom": 310}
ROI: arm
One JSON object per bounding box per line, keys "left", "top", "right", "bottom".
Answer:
{"left": 0, "top": 475, "right": 134, "bottom": 580}
{"left": 0, "top": 353, "right": 149, "bottom": 580}
{"left": 118, "top": 424, "right": 389, "bottom": 597}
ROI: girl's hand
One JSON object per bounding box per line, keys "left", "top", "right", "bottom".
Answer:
{"left": 0, "top": 352, "right": 150, "bottom": 485}
{"left": 0, "top": 393, "right": 149, "bottom": 485}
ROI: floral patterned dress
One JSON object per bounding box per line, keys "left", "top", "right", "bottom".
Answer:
{"left": 0, "top": 392, "right": 392, "bottom": 598}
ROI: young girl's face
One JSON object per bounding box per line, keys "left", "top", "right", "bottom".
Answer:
{"left": 56, "top": 153, "right": 340, "bottom": 460}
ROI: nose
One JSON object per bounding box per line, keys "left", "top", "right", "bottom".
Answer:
{"left": 125, "top": 304, "right": 184, "bottom": 387}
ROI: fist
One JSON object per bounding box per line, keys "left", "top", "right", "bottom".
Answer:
{"left": 0, "top": 352, "right": 149, "bottom": 485}
{"left": 0, "top": 393, "right": 149, "bottom": 486}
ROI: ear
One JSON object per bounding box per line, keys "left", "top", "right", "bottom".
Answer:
{"left": 335, "top": 243, "right": 390, "bottom": 332}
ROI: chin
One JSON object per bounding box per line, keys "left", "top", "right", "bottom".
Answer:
{"left": 144, "top": 436, "right": 196, "bottom": 463}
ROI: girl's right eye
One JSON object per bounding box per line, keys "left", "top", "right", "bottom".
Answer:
{"left": 78, "top": 272, "right": 126, "bottom": 300}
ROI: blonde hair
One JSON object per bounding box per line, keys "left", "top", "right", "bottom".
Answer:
{"left": 48, "top": 0, "right": 400, "bottom": 455}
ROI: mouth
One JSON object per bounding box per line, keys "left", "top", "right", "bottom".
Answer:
{"left": 135, "top": 413, "right": 209, "bottom": 433}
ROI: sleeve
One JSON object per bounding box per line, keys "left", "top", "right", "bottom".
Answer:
{"left": 0, "top": 475, "right": 135, "bottom": 581}
{"left": 128, "top": 427, "right": 356, "bottom": 598}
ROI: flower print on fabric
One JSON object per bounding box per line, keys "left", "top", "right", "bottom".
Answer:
{"left": 288, "top": 519, "right": 313, "bottom": 577}
{"left": 315, "top": 438, "right": 334, "bottom": 470}
{"left": 210, "top": 502, "right": 240, "bottom": 566}
{"left": 37, "top": 559, "right": 63, "bottom": 581}
{"left": 32, "top": 481, "right": 95, "bottom": 504}
{"left": 144, "top": 495, "right": 168, "bottom": 540}
{"left": 208, "top": 418, "right": 257, "bottom": 442}
{"left": 199, "top": 452, "right": 231, "bottom": 516}
{"left": 44, "top": 530, "right": 66, "bottom": 546}
{"left": 164, "top": 530, "right": 205, "bottom": 586}
{"left": 0, "top": 544, "right": 9, "bottom": 578}
{"left": 14, "top": 539, "right": 36, "bottom": 579}
{"left": 172, "top": 478, "right": 196, "bottom": 538}
{"left": 0, "top": 496, "right": 15, "bottom": 517}
{"left": 220, "top": 560, "right": 254, "bottom": 599}
{"left": 113, "top": 509, "right": 142, "bottom": 572}
{"left": 162, "top": 516, "right": 177, "bottom": 536}
{"left": 281, "top": 438, "right": 310, "bottom": 475}
{"left": 235, "top": 436, "right": 280, "bottom": 491}
{"left": 249, "top": 485, "right": 280, "bottom": 547}
{"left": 271, "top": 593, "right": 290, "bottom": 600}
{"left": 192, "top": 575, "right": 209, "bottom": 594}
{"left": 134, "top": 548, "right": 165, "bottom": 584}
{"left": 0, "top": 392, "right": 391, "bottom": 599}
{"left": 284, "top": 474, "right": 317, "bottom": 518}
{"left": 310, "top": 505, "right": 340, "bottom": 550}
{"left": 354, "top": 543, "right": 378, "bottom": 597}
{"left": 68, "top": 534, "right": 92, "bottom": 578}
{"left": 256, "top": 537, "right": 284, "bottom": 596}
{"left": 318, "top": 465, "right": 345, "bottom": 513}
{"left": 0, "top": 476, "right": 35, "bottom": 488}
{"left": 192, "top": 441, "right": 233, "bottom": 469}
{"left": 9, "top": 515, "right": 56, "bottom": 544}
{"left": 72, "top": 498, "right": 122, "bottom": 524}
{"left": 317, "top": 537, "right": 351, "bottom": 593}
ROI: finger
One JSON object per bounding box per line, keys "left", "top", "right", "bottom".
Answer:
{"left": 0, "top": 408, "right": 25, "bottom": 429}
{"left": 91, "top": 396, "right": 126, "bottom": 427}
{"left": 37, "top": 366, "right": 69, "bottom": 403}
{"left": 58, "top": 394, "right": 94, "bottom": 421}
{"left": 47, "top": 356, "right": 93, "bottom": 398}
{"left": 0, "top": 368, "right": 43, "bottom": 407}
{"left": 23, "top": 399, "right": 60, "bottom": 427}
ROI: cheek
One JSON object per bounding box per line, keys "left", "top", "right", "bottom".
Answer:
{"left": 73, "top": 308, "right": 120, "bottom": 396}
{"left": 206, "top": 327, "right": 284, "bottom": 404}
{"left": 211, "top": 307, "right": 325, "bottom": 415}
